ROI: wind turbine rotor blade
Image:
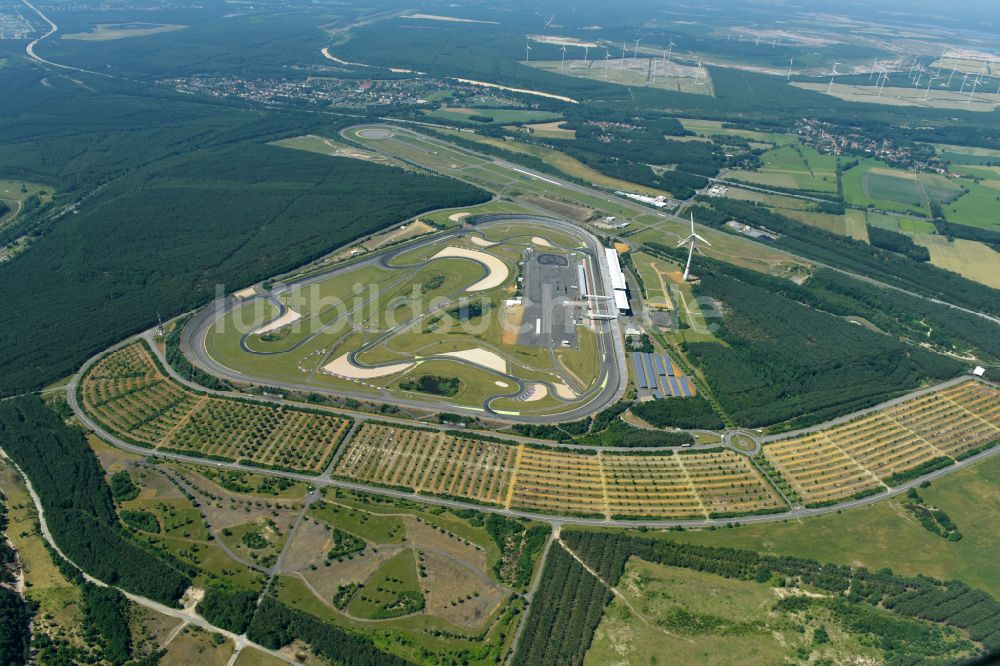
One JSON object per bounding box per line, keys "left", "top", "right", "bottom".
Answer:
{"left": 693, "top": 234, "right": 711, "bottom": 246}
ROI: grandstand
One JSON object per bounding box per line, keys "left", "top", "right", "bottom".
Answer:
{"left": 604, "top": 247, "right": 631, "bottom": 315}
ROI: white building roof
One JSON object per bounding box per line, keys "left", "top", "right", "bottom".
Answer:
{"left": 614, "top": 289, "right": 630, "bottom": 313}
{"left": 604, "top": 247, "right": 627, "bottom": 292}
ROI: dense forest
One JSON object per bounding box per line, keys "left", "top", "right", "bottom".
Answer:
{"left": 866, "top": 226, "right": 931, "bottom": 262}
{"left": 631, "top": 395, "right": 726, "bottom": 430}
{"left": 511, "top": 542, "right": 610, "bottom": 665}
{"left": 681, "top": 271, "right": 959, "bottom": 428}
{"left": 0, "top": 63, "right": 488, "bottom": 396}
{"left": 197, "top": 586, "right": 260, "bottom": 634}
{"left": 0, "top": 396, "right": 191, "bottom": 605}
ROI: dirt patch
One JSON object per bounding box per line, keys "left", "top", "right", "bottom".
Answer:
{"left": 234, "top": 287, "right": 257, "bottom": 299}
{"left": 521, "top": 384, "right": 548, "bottom": 402}
{"left": 551, "top": 383, "right": 576, "bottom": 399}
{"left": 282, "top": 517, "right": 340, "bottom": 571}
{"left": 253, "top": 309, "right": 301, "bottom": 335}
{"left": 298, "top": 548, "right": 400, "bottom": 600}
{"left": 469, "top": 235, "right": 497, "bottom": 247}
{"left": 431, "top": 246, "right": 509, "bottom": 291}
{"left": 420, "top": 551, "right": 508, "bottom": 630}
{"left": 613, "top": 242, "right": 630, "bottom": 253}
{"left": 438, "top": 347, "right": 508, "bottom": 374}
{"left": 501, "top": 302, "right": 525, "bottom": 345}
{"left": 449, "top": 212, "right": 471, "bottom": 223}
{"left": 518, "top": 195, "right": 592, "bottom": 221}
{"left": 323, "top": 353, "right": 414, "bottom": 379}
{"left": 406, "top": 517, "right": 488, "bottom": 570}
{"left": 531, "top": 236, "right": 553, "bottom": 248}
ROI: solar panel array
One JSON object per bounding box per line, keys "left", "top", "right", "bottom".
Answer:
{"left": 630, "top": 352, "right": 695, "bottom": 399}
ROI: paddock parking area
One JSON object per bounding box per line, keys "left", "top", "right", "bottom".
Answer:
{"left": 518, "top": 250, "right": 582, "bottom": 349}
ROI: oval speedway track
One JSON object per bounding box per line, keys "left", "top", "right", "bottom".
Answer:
{"left": 181, "top": 216, "right": 627, "bottom": 423}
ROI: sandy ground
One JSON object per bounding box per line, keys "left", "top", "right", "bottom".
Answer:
{"left": 438, "top": 347, "right": 508, "bottom": 374}
{"left": 320, "top": 48, "right": 371, "bottom": 67}
{"left": 234, "top": 287, "right": 257, "bottom": 299}
{"left": 253, "top": 309, "right": 301, "bottom": 335}
{"left": 431, "top": 246, "right": 509, "bottom": 291}
{"left": 449, "top": 212, "right": 471, "bottom": 222}
{"left": 469, "top": 235, "right": 497, "bottom": 247}
{"left": 531, "top": 236, "right": 553, "bottom": 247}
{"left": 500, "top": 303, "right": 525, "bottom": 346}
{"left": 450, "top": 78, "right": 578, "bottom": 104}
{"left": 408, "top": 13, "right": 498, "bottom": 24}
{"left": 521, "top": 384, "right": 548, "bottom": 402}
{"left": 552, "top": 383, "right": 576, "bottom": 399}
{"left": 495, "top": 380, "right": 510, "bottom": 387}
{"left": 323, "top": 353, "right": 415, "bottom": 379}
{"left": 529, "top": 34, "right": 598, "bottom": 48}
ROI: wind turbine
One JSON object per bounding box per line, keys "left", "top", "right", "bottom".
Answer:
{"left": 870, "top": 57, "right": 879, "bottom": 80}
{"left": 634, "top": 39, "right": 641, "bottom": 59}
{"left": 924, "top": 75, "right": 939, "bottom": 100}
{"left": 827, "top": 59, "right": 839, "bottom": 94}
{"left": 560, "top": 45, "right": 567, "bottom": 70}
{"left": 583, "top": 45, "right": 589, "bottom": 63}
{"left": 525, "top": 40, "right": 532, "bottom": 62}
{"left": 678, "top": 213, "right": 710, "bottom": 282}
{"left": 666, "top": 40, "right": 676, "bottom": 63}
{"left": 603, "top": 46, "right": 610, "bottom": 77}
{"left": 968, "top": 77, "right": 981, "bottom": 103}
{"left": 621, "top": 40, "right": 627, "bottom": 67}
{"left": 754, "top": 35, "right": 760, "bottom": 47}
{"left": 787, "top": 57, "right": 794, "bottom": 80}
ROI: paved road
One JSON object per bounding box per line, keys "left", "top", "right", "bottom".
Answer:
{"left": 181, "top": 216, "right": 626, "bottom": 424}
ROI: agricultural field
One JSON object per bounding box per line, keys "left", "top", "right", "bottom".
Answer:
{"left": 912, "top": 235, "right": 1000, "bottom": 289}
{"left": 762, "top": 380, "right": 1000, "bottom": 506}
{"left": 199, "top": 215, "right": 612, "bottom": 418}
{"left": 80, "top": 342, "right": 351, "bottom": 474}
{"left": 725, "top": 144, "right": 839, "bottom": 194}
{"left": 335, "top": 423, "right": 784, "bottom": 519}
{"left": 940, "top": 167, "right": 1000, "bottom": 231}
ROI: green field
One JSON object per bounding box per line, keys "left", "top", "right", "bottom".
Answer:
{"left": 942, "top": 177, "right": 1000, "bottom": 231}
{"left": 727, "top": 144, "right": 838, "bottom": 194}
{"left": 913, "top": 235, "right": 1000, "bottom": 288}
{"left": 934, "top": 142, "right": 1000, "bottom": 165}
{"left": 665, "top": 453, "right": 1000, "bottom": 598}
{"left": 586, "top": 557, "right": 882, "bottom": 665}
{"left": 346, "top": 549, "right": 425, "bottom": 619}
{"left": 841, "top": 159, "right": 930, "bottom": 216}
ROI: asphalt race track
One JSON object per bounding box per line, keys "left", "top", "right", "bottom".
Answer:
{"left": 181, "top": 216, "right": 627, "bottom": 424}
